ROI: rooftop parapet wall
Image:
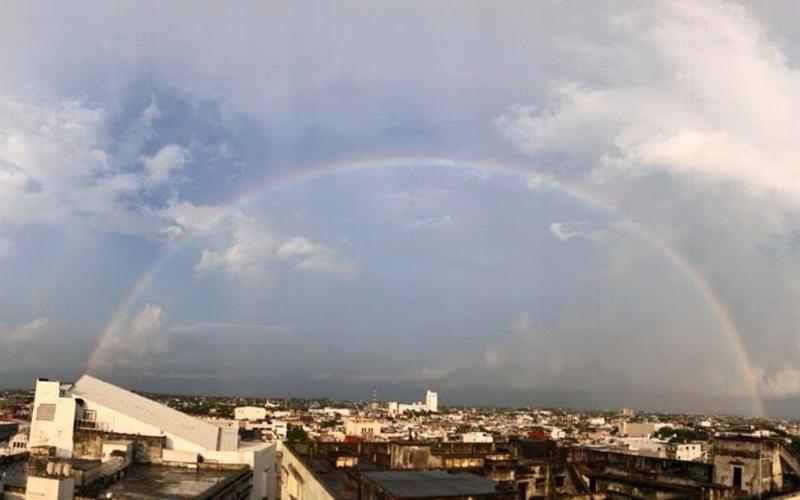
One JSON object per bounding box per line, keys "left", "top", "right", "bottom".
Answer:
{"left": 73, "top": 429, "right": 165, "bottom": 464}
{"left": 568, "top": 447, "right": 714, "bottom": 483}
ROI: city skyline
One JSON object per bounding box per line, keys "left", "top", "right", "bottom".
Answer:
{"left": 3, "top": 1, "right": 800, "bottom": 417}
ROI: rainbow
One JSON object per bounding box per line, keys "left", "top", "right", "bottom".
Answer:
{"left": 82, "top": 156, "right": 766, "bottom": 417}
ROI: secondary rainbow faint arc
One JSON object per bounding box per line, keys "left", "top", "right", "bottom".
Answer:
{"left": 83, "top": 156, "right": 766, "bottom": 418}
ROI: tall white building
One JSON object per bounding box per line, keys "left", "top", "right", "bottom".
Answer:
{"left": 387, "top": 390, "right": 439, "bottom": 414}
{"left": 426, "top": 390, "right": 438, "bottom": 412}
{"left": 28, "top": 375, "right": 276, "bottom": 500}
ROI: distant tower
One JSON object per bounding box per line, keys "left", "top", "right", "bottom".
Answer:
{"left": 425, "top": 390, "right": 438, "bottom": 412}
{"left": 370, "top": 387, "right": 379, "bottom": 410}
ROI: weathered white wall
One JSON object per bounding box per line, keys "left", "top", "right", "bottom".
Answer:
{"left": 205, "top": 442, "right": 275, "bottom": 500}
{"left": 29, "top": 380, "right": 76, "bottom": 459}
{"left": 280, "top": 444, "right": 335, "bottom": 500}
{"left": 25, "top": 476, "right": 75, "bottom": 500}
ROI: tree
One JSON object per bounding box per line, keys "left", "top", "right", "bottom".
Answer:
{"left": 288, "top": 426, "right": 309, "bottom": 442}
{"left": 656, "top": 426, "right": 701, "bottom": 444}
{"left": 790, "top": 437, "right": 800, "bottom": 455}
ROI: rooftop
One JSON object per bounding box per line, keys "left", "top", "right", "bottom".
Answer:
{"left": 97, "top": 465, "right": 249, "bottom": 499}
{"left": 361, "top": 470, "right": 499, "bottom": 498}
{"left": 0, "top": 454, "right": 27, "bottom": 489}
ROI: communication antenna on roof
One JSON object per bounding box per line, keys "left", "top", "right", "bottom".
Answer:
{"left": 370, "top": 387, "right": 379, "bottom": 410}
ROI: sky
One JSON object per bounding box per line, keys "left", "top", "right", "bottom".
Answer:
{"left": 2, "top": 0, "right": 800, "bottom": 416}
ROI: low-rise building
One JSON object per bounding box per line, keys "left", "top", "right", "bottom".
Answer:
{"left": 345, "top": 418, "right": 382, "bottom": 439}
{"left": 245, "top": 420, "right": 288, "bottom": 442}
{"left": 280, "top": 443, "right": 508, "bottom": 500}
{"left": 460, "top": 432, "right": 493, "bottom": 443}
{"left": 1, "top": 432, "right": 28, "bottom": 456}
{"left": 712, "top": 435, "right": 800, "bottom": 496}
{"left": 667, "top": 441, "right": 706, "bottom": 461}
{"left": 235, "top": 406, "right": 268, "bottom": 421}
{"left": 619, "top": 421, "right": 657, "bottom": 438}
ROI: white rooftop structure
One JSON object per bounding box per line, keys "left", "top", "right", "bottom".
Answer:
{"left": 29, "top": 375, "right": 276, "bottom": 500}
{"left": 71, "top": 375, "right": 221, "bottom": 451}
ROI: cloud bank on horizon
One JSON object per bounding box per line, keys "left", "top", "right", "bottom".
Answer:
{"left": 1, "top": 0, "right": 800, "bottom": 415}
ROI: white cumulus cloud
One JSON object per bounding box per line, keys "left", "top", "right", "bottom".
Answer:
{"left": 196, "top": 215, "right": 357, "bottom": 284}
{"left": 498, "top": 0, "right": 800, "bottom": 208}
{"left": 761, "top": 366, "right": 800, "bottom": 399}
{"left": 90, "top": 304, "right": 179, "bottom": 374}
{"left": 0, "top": 92, "right": 201, "bottom": 247}
{"left": 142, "top": 143, "right": 191, "bottom": 188}
{"left": 277, "top": 236, "right": 358, "bottom": 279}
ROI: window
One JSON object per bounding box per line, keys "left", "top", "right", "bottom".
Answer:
{"left": 83, "top": 409, "right": 97, "bottom": 421}
{"left": 733, "top": 466, "right": 743, "bottom": 489}
{"left": 35, "top": 403, "right": 56, "bottom": 421}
